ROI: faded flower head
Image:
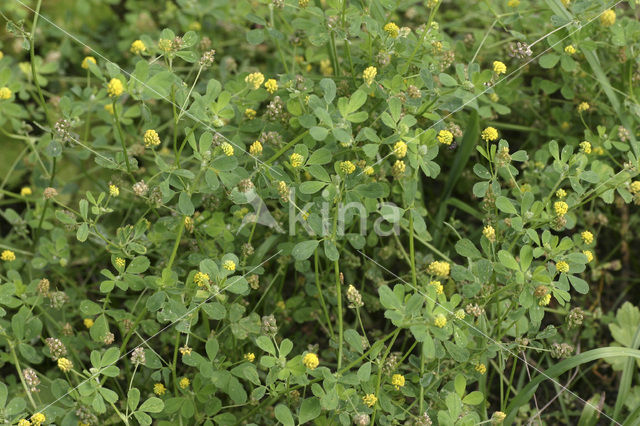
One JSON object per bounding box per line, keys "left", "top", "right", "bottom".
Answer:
{"left": 46, "top": 337, "right": 67, "bottom": 359}
{"left": 131, "top": 347, "right": 146, "bottom": 365}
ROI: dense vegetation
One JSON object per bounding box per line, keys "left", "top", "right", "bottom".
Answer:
{"left": 1, "top": 0, "right": 640, "bottom": 425}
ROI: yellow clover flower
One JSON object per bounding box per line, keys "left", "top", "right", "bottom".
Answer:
{"left": 437, "top": 129, "right": 454, "bottom": 145}
{"left": 302, "top": 353, "right": 319, "bottom": 370}
{"left": 363, "top": 393, "right": 377, "bottom": 407}
{"left": 493, "top": 61, "right": 507, "bottom": 75}
{"left": 249, "top": 141, "right": 263, "bottom": 156}
{"left": 383, "top": 22, "right": 400, "bottom": 38}
{"left": 245, "top": 72, "right": 265, "bottom": 90}
{"left": 143, "top": 129, "right": 161, "bottom": 147}
{"left": 600, "top": 9, "right": 616, "bottom": 27}
{"left": 0, "top": 87, "right": 12, "bottom": 100}
{"left": 223, "top": 260, "right": 236, "bottom": 271}
{"left": 264, "top": 79, "right": 278, "bottom": 94}
{"left": 363, "top": 66, "right": 377, "bottom": 85}
{"left": 556, "top": 261, "right": 570, "bottom": 273}
{"left": 130, "top": 40, "right": 146, "bottom": 55}
{"left": 58, "top": 357, "right": 73, "bottom": 372}
{"left": 107, "top": 78, "right": 124, "bottom": 98}
{"left": 391, "top": 374, "right": 405, "bottom": 390}
{"left": 393, "top": 141, "right": 407, "bottom": 158}
{"left": 81, "top": 56, "right": 96, "bottom": 69}
{"left": 1, "top": 250, "right": 16, "bottom": 261}
{"left": 154, "top": 383, "right": 166, "bottom": 395}
{"left": 481, "top": 126, "right": 499, "bottom": 142}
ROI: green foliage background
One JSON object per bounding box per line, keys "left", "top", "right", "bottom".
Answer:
{"left": 1, "top": 0, "right": 640, "bottom": 425}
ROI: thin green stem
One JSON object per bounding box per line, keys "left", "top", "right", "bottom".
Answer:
{"left": 112, "top": 100, "right": 134, "bottom": 180}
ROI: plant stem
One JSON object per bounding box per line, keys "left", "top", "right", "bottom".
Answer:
{"left": 315, "top": 249, "right": 334, "bottom": 338}
{"left": 371, "top": 328, "right": 401, "bottom": 424}
{"left": 10, "top": 343, "right": 37, "bottom": 409}
{"left": 30, "top": 0, "right": 52, "bottom": 127}
{"left": 334, "top": 259, "right": 343, "bottom": 370}
{"left": 112, "top": 100, "right": 134, "bottom": 180}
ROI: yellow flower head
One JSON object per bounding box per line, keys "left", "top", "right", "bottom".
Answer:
{"left": 507, "top": 0, "right": 520, "bottom": 6}
{"left": 245, "top": 108, "right": 257, "bottom": 119}
{"left": 221, "top": 142, "right": 234, "bottom": 156}
{"left": 158, "top": 38, "right": 173, "bottom": 53}
{"left": 492, "top": 411, "right": 507, "bottom": 424}
{"left": 556, "top": 261, "right": 569, "bottom": 273}
{"left": 104, "top": 104, "right": 114, "bottom": 115}
{"left": 429, "top": 280, "right": 443, "bottom": 295}
{"left": 363, "top": 165, "right": 374, "bottom": 176}
{"left": 554, "top": 201, "right": 569, "bottom": 217}
{"left": 154, "top": 383, "right": 166, "bottom": 395}
{"left": 0, "top": 87, "right": 12, "bottom": 100}
{"left": 303, "top": 352, "right": 319, "bottom": 370}
{"left": 130, "top": 40, "right": 146, "bottom": 55}
{"left": 81, "top": 56, "right": 97, "bottom": 69}
{"left": 392, "top": 160, "right": 406, "bottom": 178}
{"left": 363, "top": 66, "right": 377, "bottom": 85}
{"left": 320, "top": 59, "right": 333, "bottom": 76}
{"left": 581, "top": 231, "right": 594, "bottom": 245}
{"left": 249, "top": 141, "right": 263, "bottom": 156}
{"left": 483, "top": 225, "right": 496, "bottom": 242}
{"left": 564, "top": 45, "right": 576, "bottom": 55}
{"left": 223, "top": 260, "right": 236, "bottom": 271}
{"left": 539, "top": 293, "right": 551, "bottom": 306}
{"left": 143, "top": 129, "right": 161, "bottom": 147}
{"left": 30, "top": 413, "right": 45, "bottom": 426}
{"left": 264, "top": 79, "right": 278, "bottom": 94}
{"left": 109, "top": 184, "right": 119, "bottom": 197}
{"left": 115, "top": 257, "right": 126, "bottom": 269}
{"left": 583, "top": 250, "right": 594, "bottom": 263}
{"left": 475, "top": 363, "right": 487, "bottom": 374}
{"left": 393, "top": 141, "right": 407, "bottom": 158}
{"left": 600, "top": 9, "right": 616, "bottom": 27}
{"left": 391, "top": 374, "right": 405, "bottom": 390}
{"left": 437, "top": 129, "right": 454, "bottom": 145}
{"left": 340, "top": 161, "right": 356, "bottom": 175}
{"left": 244, "top": 352, "right": 256, "bottom": 362}
{"left": 18, "top": 419, "right": 31, "bottom": 426}
{"left": 83, "top": 318, "right": 94, "bottom": 328}
{"left": 245, "top": 72, "right": 265, "bottom": 90}
{"left": 179, "top": 377, "right": 190, "bottom": 389}
{"left": 21, "top": 187, "right": 32, "bottom": 196}
{"left": 58, "top": 357, "right": 73, "bottom": 372}
{"left": 577, "top": 102, "right": 590, "bottom": 112}
{"left": 579, "top": 141, "right": 591, "bottom": 154}
{"left": 290, "top": 153, "right": 304, "bottom": 168}
{"left": 194, "top": 271, "right": 210, "bottom": 287}
{"left": 454, "top": 309, "right": 465, "bottom": 320}
{"left": 383, "top": 22, "right": 400, "bottom": 38}
{"left": 629, "top": 181, "right": 640, "bottom": 194}
{"left": 481, "top": 126, "right": 499, "bottom": 142}
{"left": 434, "top": 314, "right": 447, "bottom": 328}
{"left": 363, "top": 393, "right": 378, "bottom": 407}
{"left": 107, "top": 78, "right": 124, "bottom": 98}
{"left": 428, "top": 260, "right": 450, "bottom": 277}
{"left": 556, "top": 189, "right": 567, "bottom": 199}
{"left": 1, "top": 250, "right": 16, "bottom": 262}
{"left": 493, "top": 61, "right": 507, "bottom": 75}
